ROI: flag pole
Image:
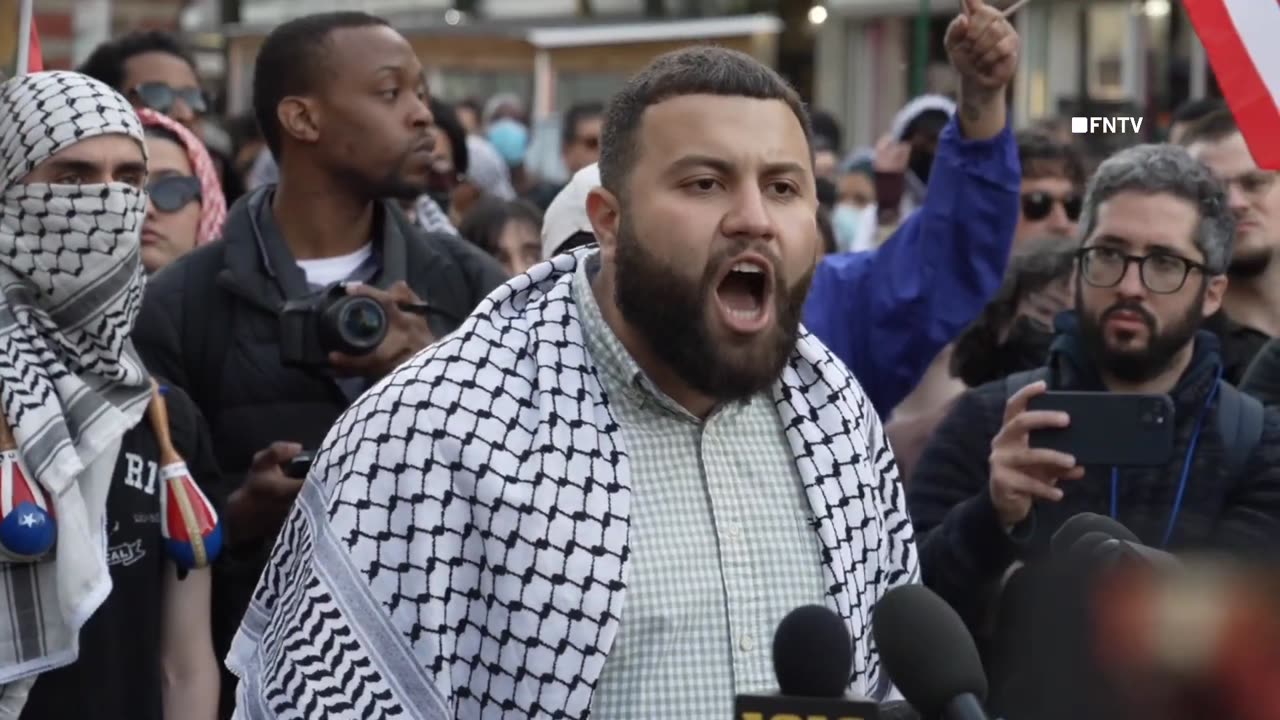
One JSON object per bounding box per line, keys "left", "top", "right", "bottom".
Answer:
{"left": 15, "top": 0, "right": 32, "bottom": 75}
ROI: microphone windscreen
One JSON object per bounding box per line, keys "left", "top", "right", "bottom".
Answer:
{"left": 1052, "top": 512, "right": 1135, "bottom": 553}
{"left": 772, "top": 605, "right": 854, "bottom": 698}
{"left": 872, "top": 584, "right": 987, "bottom": 717}
{"left": 1069, "top": 531, "right": 1117, "bottom": 558}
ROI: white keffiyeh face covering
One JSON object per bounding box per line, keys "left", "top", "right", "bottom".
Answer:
{"left": 0, "top": 71, "right": 151, "bottom": 491}
{"left": 0, "top": 70, "right": 156, "bottom": 691}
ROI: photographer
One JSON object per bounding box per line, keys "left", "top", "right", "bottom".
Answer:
{"left": 131, "top": 12, "right": 506, "bottom": 716}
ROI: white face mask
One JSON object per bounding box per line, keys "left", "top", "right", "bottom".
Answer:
{"left": 0, "top": 181, "right": 147, "bottom": 363}
{"left": 832, "top": 202, "right": 878, "bottom": 253}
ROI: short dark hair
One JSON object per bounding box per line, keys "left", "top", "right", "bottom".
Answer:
{"left": 1176, "top": 108, "right": 1239, "bottom": 148}
{"left": 77, "top": 31, "right": 196, "bottom": 91}
{"left": 811, "top": 110, "right": 843, "bottom": 154}
{"left": 252, "top": 11, "right": 391, "bottom": 158}
{"left": 1080, "top": 144, "right": 1234, "bottom": 273}
{"left": 1172, "top": 97, "right": 1227, "bottom": 127}
{"left": 429, "top": 97, "right": 469, "bottom": 177}
{"left": 598, "top": 46, "right": 811, "bottom": 194}
{"left": 561, "top": 101, "right": 605, "bottom": 147}
{"left": 1017, "top": 130, "right": 1086, "bottom": 186}
{"left": 457, "top": 197, "right": 543, "bottom": 257}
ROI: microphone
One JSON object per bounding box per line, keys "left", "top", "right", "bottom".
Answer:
{"left": 872, "top": 585, "right": 990, "bottom": 720}
{"left": 1061, "top": 515, "right": 1178, "bottom": 569}
{"left": 734, "top": 605, "right": 882, "bottom": 720}
{"left": 1051, "top": 512, "right": 1137, "bottom": 554}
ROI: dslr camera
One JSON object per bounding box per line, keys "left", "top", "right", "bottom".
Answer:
{"left": 279, "top": 282, "right": 388, "bottom": 368}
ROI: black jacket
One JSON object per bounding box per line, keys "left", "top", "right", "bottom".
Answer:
{"left": 131, "top": 187, "right": 507, "bottom": 716}
{"left": 907, "top": 314, "right": 1280, "bottom": 629}
{"left": 1242, "top": 337, "right": 1280, "bottom": 407}
{"left": 1204, "top": 310, "right": 1270, "bottom": 385}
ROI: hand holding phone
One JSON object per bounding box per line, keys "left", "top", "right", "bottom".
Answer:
{"left": 988, "top": 381, "right": 1086, "bottom": 528}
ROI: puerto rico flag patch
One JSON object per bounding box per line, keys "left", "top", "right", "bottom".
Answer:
{"left": 0, "top": 449, "right": 55, "bottom": 561}
{"left": 159, "top": 461, "right": 222, "bottom": 571}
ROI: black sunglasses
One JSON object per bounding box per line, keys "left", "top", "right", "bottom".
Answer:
{"left": 1022, "top": 192, "right": 1083, "bottom": 222}
{"left": 132, "top": 82, "right": 208, "bottom": 116}
{"left": 147, "top": 175, "right": 201, "bottom": 213}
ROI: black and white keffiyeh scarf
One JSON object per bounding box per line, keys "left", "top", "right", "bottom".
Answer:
{"left": 0, "top": 71, "right": 151, "bottom": 684}
{"left": 229, "top": 250, "right": 920, "bottom": 719}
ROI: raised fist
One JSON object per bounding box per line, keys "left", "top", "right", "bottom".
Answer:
{"left": 945, "top": 0, "right": 1020, "bottom": 90}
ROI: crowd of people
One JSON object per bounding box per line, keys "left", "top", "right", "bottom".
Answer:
{"left": 0, "top": 0, "right": 1279, "bottom": 718}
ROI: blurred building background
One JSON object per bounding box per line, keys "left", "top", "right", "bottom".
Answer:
{"left": 33, "top": 0, "right": 1223, "bottom": 152}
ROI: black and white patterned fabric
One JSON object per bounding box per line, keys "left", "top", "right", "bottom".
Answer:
{"left": 0, "top": 71, "right": 151, "bottom": 686}
{"left": 228, "top": 249, "right": 919, "bottom": 719}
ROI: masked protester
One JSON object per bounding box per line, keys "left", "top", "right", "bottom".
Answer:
{"left": 0, "top": 71, "right": 222, "bottom": 720}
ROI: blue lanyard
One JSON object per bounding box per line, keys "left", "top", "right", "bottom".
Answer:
{"left": 1109, "top": 368, "right": 1221, "bottom": 549}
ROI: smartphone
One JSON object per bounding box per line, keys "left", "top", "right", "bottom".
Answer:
{"left": 1026, "top": 392, "right": 1176, "bottom": 467}
{"left": 279, "top": 450, "right": 315, "bottom": 479}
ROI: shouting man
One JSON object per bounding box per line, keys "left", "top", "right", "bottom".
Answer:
{"left": 228, "top": 46, "right": 919, "bottom": 718}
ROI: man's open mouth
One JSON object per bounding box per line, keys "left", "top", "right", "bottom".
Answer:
{"left": 714, "top": 253, "right": 774, "bottom": 334}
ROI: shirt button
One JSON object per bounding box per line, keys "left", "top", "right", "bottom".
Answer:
{"left": 727, "top": 524, "right": 742, "bottom": 540}
{"left": 740, "top": 634, "right": 755, "bottom": 652}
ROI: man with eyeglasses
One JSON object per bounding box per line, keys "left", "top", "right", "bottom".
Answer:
{"left": 906, "top": 144, "right": 1280, "bottom": 644}
{"left": 1179, "top": 109, "right": 1279, "bottom": 381}
{"left": 1014, "top": 130, "right": 1085, "bottom": 247}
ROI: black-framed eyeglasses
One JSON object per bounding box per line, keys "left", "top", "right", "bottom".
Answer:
{"left": 1077, "top": 245, "right": 1209, "bottom": 295}
{"left": 147, "top": 175, "right": 201, "bottom": 213}
{"left": 1022, "top": 192, "right": 1083, "bottom": 222}
{"left": 131, "top": 82, "right": 207, "bottom": 116}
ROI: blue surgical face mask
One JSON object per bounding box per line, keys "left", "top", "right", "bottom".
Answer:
{"left": 832, "top": 203, "right": 878, "bottom": 253}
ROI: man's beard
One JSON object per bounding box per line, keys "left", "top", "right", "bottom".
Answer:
{"left": 1229, "top": 243, "right": 1273, "bottom": 279}
{"left": 1077, "top": 284, "right": 1205, "bottom": 384}
{"left": 372, "top": 162, "right": 428, "bottom": 201}
{"left": 612, "top": 217, "right": 812, "bottom": 403}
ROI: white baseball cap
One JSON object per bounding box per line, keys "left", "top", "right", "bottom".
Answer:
{"left": 541, "top": 163, "right": 600, "bottom": 260}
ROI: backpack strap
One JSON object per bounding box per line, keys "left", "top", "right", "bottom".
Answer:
{"left": 1215, "top": 379, "right": 1265, "bottom": 479}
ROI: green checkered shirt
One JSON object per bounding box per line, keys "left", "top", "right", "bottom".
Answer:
{"left": 574, "top": 257, "right": 829, "bottom": 718}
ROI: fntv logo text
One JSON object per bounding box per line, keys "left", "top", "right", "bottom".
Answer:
{"left": 1071, "top": 116, "right": 1145, "bottom": 134}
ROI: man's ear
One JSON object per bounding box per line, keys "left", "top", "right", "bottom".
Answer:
{"left": 587, "top": 186, "right": 621, "bottom": 261}
{"left": 1203, "top": 274, "right": 1228, "bottom": 319}
{"left": 277, "top": 96, "right": 321, "bottom": 147}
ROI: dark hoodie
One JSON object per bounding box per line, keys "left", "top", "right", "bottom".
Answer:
{"left": 907, "top": 312, "right": 1280, "bottom": 630}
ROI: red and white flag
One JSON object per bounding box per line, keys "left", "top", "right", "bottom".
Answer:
{"left": 1183, "top": 0, "right": 1280, "bottom": 168}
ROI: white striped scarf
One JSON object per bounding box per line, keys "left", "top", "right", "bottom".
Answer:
{"left": 0, "top": 71, "right": 152, "bottom": 691}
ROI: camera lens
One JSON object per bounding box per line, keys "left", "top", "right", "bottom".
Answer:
{"left": 331, "top": 297, "right": 387, "bottom": 354}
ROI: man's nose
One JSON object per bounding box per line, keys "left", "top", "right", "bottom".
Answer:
{"left": 1115, "top": 259, "right": 1148, "bottom": 296}
{"left": 721, "top": 186, "right": 776, "bottom": 240}
{"left": 1046, "top": 204, "right": 1076, "bottom": 237}
{"left": 1227, "top": 181, "right": 1251, "bottom": 216}
{"left": 169, "top": 98, "right": 197, "bottom": 126}
{"left": 411, "top": 96, "right": 433, "bottom": 129}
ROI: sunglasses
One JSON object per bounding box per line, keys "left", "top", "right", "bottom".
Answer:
{"left": 574, "top": 135, "right": 600, "bottom": 151}
{"left": 132, "top": 82, "right": 208, "bottom": 116}
{"left": 147, "top": 175, "right": 201, "bottom": 213}
{"left": 1022, "top": 192, "right": 1083, "bottom": 222}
